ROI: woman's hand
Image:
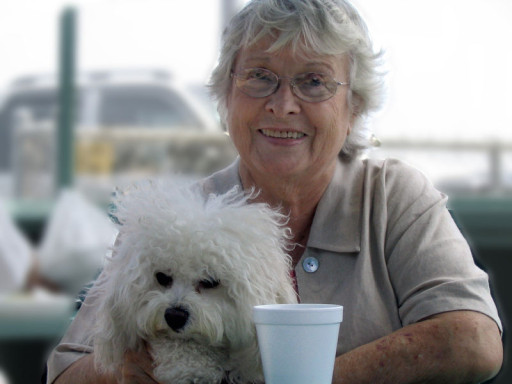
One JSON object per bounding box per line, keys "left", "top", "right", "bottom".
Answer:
{"left": 53, "top": 344, "right": 159, "bottom": 384}
{"left": 119, "top": 344, "right": 159, "bottom": 384}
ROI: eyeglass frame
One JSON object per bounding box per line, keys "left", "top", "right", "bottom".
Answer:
{"left": 230, "top": 67, "right": 350, "bottom": 103}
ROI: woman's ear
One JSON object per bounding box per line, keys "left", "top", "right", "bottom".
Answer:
{"left": 348, "top": 92, "right": 363, "bottom": 136}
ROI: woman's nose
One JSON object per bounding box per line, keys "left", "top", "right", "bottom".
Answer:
{"left": 264, "top": 81, "right": 301, "bottom": 117}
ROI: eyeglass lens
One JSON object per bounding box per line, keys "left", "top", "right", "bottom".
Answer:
{"left": 233, "top": 68, "right": 345, "bottom": 102}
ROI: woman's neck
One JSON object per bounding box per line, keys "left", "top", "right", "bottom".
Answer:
{"left": 238, "top": 161, "right": 335, "bottom": 265}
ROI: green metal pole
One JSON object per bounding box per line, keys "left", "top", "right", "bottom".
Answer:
{"left": 57, "top": 7, "right": 77, "bottom": 190}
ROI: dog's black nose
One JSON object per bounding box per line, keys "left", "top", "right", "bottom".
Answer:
{"left": 165, "top": 307, "right": 189, "bottom": 332}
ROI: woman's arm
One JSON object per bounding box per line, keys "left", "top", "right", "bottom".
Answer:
{"left": 53, "top": 353, "right": 116, "bottom": 384}
{"left": 53, "top": 348, "right": 159, "bottom": 384}
{"left": 333, "top": 310, "right": 502, "bottom": 384}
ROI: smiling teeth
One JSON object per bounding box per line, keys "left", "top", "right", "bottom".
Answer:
{"left": 261, "top": 129, "right": 305, "bottom": 139}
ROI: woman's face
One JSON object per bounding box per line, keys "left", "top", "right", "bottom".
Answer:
{"left": 226, "top": 38, "right": 354, "bottom": 183}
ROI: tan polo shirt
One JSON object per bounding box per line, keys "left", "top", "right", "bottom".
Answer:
{"left": 201, "top": 157, "right": 502, "bottom": 355}
{"left": 46, "top": 157, "right": 502, "bottom": 383}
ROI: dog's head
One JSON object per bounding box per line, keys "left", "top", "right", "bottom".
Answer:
{"left": 92, "top": 181, "right": 297, "bottom": 372}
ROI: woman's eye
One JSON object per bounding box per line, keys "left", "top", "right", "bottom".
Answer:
{"left": 155, "top": 272, "right": 173, "bottom": 287}
{"left": 199, "top": 279, "right": 220, "bottom": 289}
{"left": 302, "top": 73, "right": 325, "bottom": 87}
{"left": 247, "top": 69, "right": 272, "bottom": 82}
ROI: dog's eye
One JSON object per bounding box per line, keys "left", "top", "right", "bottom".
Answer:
{"left": 199, "top": 279, "right": 220, "bottom": 290}
{"left": 155, "top": 272, "right": 173, "bottom": 287}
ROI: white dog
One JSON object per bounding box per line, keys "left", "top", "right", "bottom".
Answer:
{"left": 90, "top": 180, "right": 298, "bottom": 384}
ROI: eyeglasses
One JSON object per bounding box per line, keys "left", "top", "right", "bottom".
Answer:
{"left": 231, "top": 67, "right": 349, "bottom": 103}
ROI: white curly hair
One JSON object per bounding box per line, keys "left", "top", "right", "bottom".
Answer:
{"left": 209, "top": 0, "right": 386, "bottom": 159}
{"left": 89, "top": 181, "right": 298, "bottom": 383}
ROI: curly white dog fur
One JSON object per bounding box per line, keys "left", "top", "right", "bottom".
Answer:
{"left": 90, "top": 181, "right": 298, "bottom": 384}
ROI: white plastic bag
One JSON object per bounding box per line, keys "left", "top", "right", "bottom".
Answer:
{"left": 0, "top": 200, "right": 33, "bottom": 293}
{"left": 37, "top": 189, "right": 118, "bottom": 296}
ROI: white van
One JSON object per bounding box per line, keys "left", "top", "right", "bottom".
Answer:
{"left": 0, "top": 69, "right": 237, "bottom": 202}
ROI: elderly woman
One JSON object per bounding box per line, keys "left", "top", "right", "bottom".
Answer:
{"left": 47, "top": 0, "right": 503, "bottom": 383}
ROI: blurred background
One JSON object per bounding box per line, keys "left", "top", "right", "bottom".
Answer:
{"left": 0, "top": 0, "right": 510, "bottom": 383}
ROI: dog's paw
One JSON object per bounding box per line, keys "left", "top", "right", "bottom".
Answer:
{"left": 151, "top": 338, "right": 228, "bottom": 384}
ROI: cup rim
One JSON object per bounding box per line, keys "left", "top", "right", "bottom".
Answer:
{"left": 254, "top": 304, "right": 341, "bottom": 311}
{"left": 253, "top": 304, "right": 343, "bottom": 325}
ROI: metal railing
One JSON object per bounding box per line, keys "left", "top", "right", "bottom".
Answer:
{"left": 372, "top": 138, "right": 512, "bottom": 193}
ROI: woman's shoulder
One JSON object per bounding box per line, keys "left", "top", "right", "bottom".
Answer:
{"left": 359, "top": 156, "right": 445, "bottom": 206}
{"left": 194, "top": 159, "right": 242, "bottom": 196}
{"left": 362, "top": 157, "right": 434, "bottom": 189}
{"left": 363, "top": 156, "right": 426, "bottom": 178}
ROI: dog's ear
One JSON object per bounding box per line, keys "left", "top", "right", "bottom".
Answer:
{"left": 222, "top": 235, "right": 297, "bottom": 338}
{"left": 91, "top": 239, "right": 145, "bottom": 373}
{"left": 221, "top": 201, "right": 298, "bottom": 329}
{"left": 222, "top": 242, "right": 296, "bottom": 384}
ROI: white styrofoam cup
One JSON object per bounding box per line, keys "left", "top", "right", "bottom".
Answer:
{"left": 253, "top": 304, "right": 343, "bottom": 384}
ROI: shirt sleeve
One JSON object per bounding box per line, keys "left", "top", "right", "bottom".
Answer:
{"left": 45, "top": 277, "right": 103, "bottom": 383}
{"left": 380, "top": 159, "right": 502, "bottom": 331}
{"left": 45, "top": 167, "right": 242, "bottom": 383}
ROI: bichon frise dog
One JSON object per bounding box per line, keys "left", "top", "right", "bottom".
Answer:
{"left": 90, "top": 181, "right": 298, "bottom": 384}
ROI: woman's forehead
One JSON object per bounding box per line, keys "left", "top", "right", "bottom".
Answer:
{"left": 243, "top": 34, "right": 323, "bottom": 57}
{"left": 235, "top": 38, "right": 348, "bottom": 73}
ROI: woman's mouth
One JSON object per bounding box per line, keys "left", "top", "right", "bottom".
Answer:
{"left": 260, "top": 129, "right": 306, "bottom": 139}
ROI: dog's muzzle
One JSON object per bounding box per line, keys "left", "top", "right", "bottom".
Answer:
{"left": 165, "top": 307, "right": 190, "bottom": 332}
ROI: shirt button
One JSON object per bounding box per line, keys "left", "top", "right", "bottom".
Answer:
{"left": 303, "top": 257, "right": 319, "bottom": 273}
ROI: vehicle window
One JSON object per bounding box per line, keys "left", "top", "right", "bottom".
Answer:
{"left": 1, "top": 90, "right": 83, "bottom": 125}
{"left": 99, "top": 85, "right": 203, "bottom": 129}
{"left": 0, "top": 90, "right": 84, "bottom": 170}
{"left": 5, "top": 91, "right": 57, "bottom": 123}
{"left": 0, "top": 91, "right": 54, "bottom": 170}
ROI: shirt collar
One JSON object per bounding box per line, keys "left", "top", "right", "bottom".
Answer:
{"left": 201, "top": 158, "right": 243, "bottom": 195}
{"left": 307, "top": 158, "right": 363, "bottom": 253}
{"left": 202, "top": 157, "right": 363, "bottom": 253}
